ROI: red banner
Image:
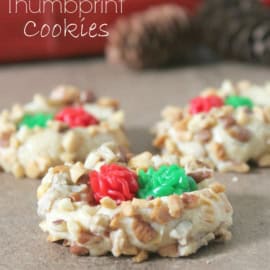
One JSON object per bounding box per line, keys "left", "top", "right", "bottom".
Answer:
{"left": 0, "top": 0, "right": 202, "bottom": 62}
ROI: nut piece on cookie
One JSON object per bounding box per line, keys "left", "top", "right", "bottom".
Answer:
{"left": 37, "top": 143, "right": 233, "bottom": 262}
{"left": 0, "top": 86, "right": 129, "bottom": 178}
{"left": 153, "top": 80, "right": 270, "bottom": 172}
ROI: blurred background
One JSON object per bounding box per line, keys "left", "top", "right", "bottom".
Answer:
{"left": 1, "top": 0, "right": 268, "bottom": 66}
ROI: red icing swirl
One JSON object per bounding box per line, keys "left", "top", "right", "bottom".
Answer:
{"left": 189, "top": 95, "right": 224, "bottom": 114}
{"left": 89, "top": 164, "right": 139, "bottom": 204}
{"left": 55, "top": 107, "right": 99, "bottom": 128}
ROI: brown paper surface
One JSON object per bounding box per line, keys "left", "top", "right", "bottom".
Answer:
{"left": 0, "top": 60, "right": 269, "bottom": 270}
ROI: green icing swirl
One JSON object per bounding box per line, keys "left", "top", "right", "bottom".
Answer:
{"left": 19, "top": 113, "right": 53, "bottom": 129}
{"left": 137, "top": 164, "right": 198, "bottom": 199}
{"left": 225, "top": 95, "right": 253, "bottom": 109}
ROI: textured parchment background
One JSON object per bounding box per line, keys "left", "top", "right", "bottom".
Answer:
{"left": 0, "top": 59, "right": 269, "bottom": 270}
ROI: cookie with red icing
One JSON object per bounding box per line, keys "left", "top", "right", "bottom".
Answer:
{"left": 153, "top": 80, "right": 270, "bottom": 172}
{"left": 0, "top": 85, "right": 129, "bottom": 178}
{"left": 37, "top": 142, "right": 233, "bottom": 262}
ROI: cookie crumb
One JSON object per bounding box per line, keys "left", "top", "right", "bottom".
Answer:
{"left": 206, "top": 258, "right": 214, "bottom": 264}
{"left": 232, "top": 176, "right": 239, "bottom": 182}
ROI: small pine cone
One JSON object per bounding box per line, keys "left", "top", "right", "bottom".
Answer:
{"left": 196, "top": 0, "right": 270, "bottom": 64}
{"left": 106, "top": 5, "right": 193, "bottom": 69}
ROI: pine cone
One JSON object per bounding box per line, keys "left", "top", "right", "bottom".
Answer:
{"left": 106, "top": 5, "right": 193, "bottom": 69}
{"left": 196, "top": 0, "right": 270, "bottom": 64}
